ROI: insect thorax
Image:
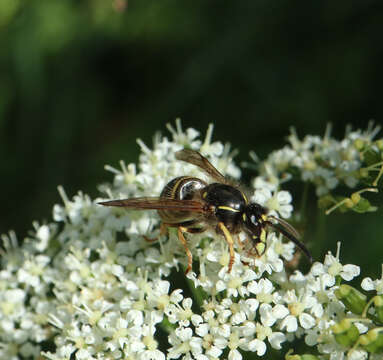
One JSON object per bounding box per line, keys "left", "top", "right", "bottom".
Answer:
{"left": 203, "top": 183, "right": 246, "bottom": 232}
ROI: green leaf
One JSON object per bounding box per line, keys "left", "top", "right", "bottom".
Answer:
{"left": 351, "top": 197, "right": 377, "bottom": 213}
{"left": 318, "top": 194, "right": 335, "bottom": 210}
{"left": 363, "top": 148, "right": 381, "bottom": 167}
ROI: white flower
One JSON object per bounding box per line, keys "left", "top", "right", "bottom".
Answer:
{"left": 0, "top": 288, "right": 26, "bottom": 320}
{"left": 249, "top": 235, "right": 285, "bottom": 275}
{"left": 1, "top": 121, "right": 379, "bottom": 360}
{"left": 262, "top": 304, "right": 289, "bottom": 326}
{"left": 32, "top": 223, "right": 52, "bottom": 252}
{"left": 280, "top": 290, "right": 317, "bottom": 332}
{"left": 265, "top": 191, "right": 293, "bottom": 218}
{"left": 17, "top": 254, "right": 50, "bottom": 288}
{"left": 252, "top": 176, "right": 278, "bottom": 193}
{"left": 147, "top": 280, "right": 183, "bottom": 313}
{"left": 166, "top": 118, "right": 201, "bottom": 149}
{"left": 248, "top": 278, "right": 275, "bottom": 304}
{"left": 348, "top": 349, "right": 368, "bottom": 360}
{"left": 361, "top": 265, "right": 383, "bottom": 294}
{"left": 324, "top": 242, "right": 360, "bottom": 281}
{"left": 247, "top": 337, "right": 267, "bottom": 356}
{"left": 168, "top": 327, "right": 204, "bottom": 359}
{"left": 245, "top": 322, "right": 286, "bottom": 355}
{"left": 199, "top": 123, "right": 224, "bottom": 157}
{"left": 259, "top": 124, "right": 381, "bottom": 196}
{"left": 42, "top": 344, "right": 76, "bottom": 359}
{"left": 166, "top": 298, "right": 194, "bottom": 327}
{"left": 216, "top": 268, "right": 257, "bottom": 298}
{"left": 250, "top": 187, "right": 272, "bottom": 207}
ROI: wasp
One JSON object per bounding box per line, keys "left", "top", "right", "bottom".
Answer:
{"left": 99, "top": 149, "right": 312, "bottom": 273}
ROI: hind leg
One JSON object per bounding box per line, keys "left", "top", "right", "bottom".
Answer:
{"left": 143, "top": 223, "right": 169, "bottom": 243}
{"left": 177, "top": 225, "right": 207, "bottom": 274}
{"left": 177, "top": 226, "right": 193, "bottom": 274}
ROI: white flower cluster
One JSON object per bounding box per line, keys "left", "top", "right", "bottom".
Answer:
{"left": 259, "top": 123, "right": 382, "bottom": 196}
{"left": 362, "top": 265, "right": 383, "bottom": 295}
{"left": 0, "top": 120, "right": 381, "bottom": 360}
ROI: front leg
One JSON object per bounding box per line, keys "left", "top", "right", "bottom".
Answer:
{"left": 217, "top": 222, "right": 235, "bottom": 273}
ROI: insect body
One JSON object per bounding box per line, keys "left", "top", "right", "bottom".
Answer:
{"left": 99, "top": 149, "right": 312, "bottom": 273}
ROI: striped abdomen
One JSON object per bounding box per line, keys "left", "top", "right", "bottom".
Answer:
{"left": 158, "top": 176, "right": 206, "bottom": 224}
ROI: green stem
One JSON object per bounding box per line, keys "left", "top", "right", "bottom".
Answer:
{"left": 159, "top": 317, "right": 176, "bottom": 334}
{"left": 316, "top": 209, "right": 327, "bottom": 256}
{"left": 185, "top": 272, "right": 207, "bottom": 309}
{"left": 373, "top": 161, "right": 383, "bottom": 186}
{"left": 299, "top": 182, "right": 310, "bottom": 219}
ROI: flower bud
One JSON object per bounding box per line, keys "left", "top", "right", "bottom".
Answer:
{"left": 373, "top": 295, "right": 383, "bottom": 323}
{"left": 334, "top": 285, "right": 367, "bottom": 315}
{"left": 358, "top": 168, "right": 369, "bottom": 178}
{"left": 350, "top": 193, "right": 361, "bottom": 205}
{"left": 344, "top": 198, "right": 354, "bottom": 208}
{"left": 354, "top": 139, "right": 365, "bottom": 151}
{"left": 331, "top": 319, "right": 359, "bottom": 347}
{"left": 375, "top": 139, "right": 383, "bottom": 150}
{"left": 285, "top": 350, "right": 320, "bottom": 360}
{"left": 359, "top": 328, "right": 383, "bottom": 353}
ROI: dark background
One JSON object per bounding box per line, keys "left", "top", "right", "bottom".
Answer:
{"left": 1, "top": 0, "right": 382, "bottom": 278}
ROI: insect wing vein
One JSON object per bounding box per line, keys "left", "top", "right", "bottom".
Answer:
{"left": 175, "top": 149, "right": 227, "bottom": 183}
{"left": 99, "top": 197, "right": 206, "bottom": 212}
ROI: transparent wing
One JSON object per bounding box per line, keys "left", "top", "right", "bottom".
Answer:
{"left": 99, "top": 197, "right": 206, "bottom": 213}
{"left": 175, "top": 149, "right": 227, "bottom": 183}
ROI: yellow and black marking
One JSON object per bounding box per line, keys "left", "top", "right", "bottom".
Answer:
{"left": 241, "top": 191, "right": 248, "bottom": 204}
{"left": 251, "top": 227, "right": 267, "bottom": 256}
{"left": 158, "top": 176, "right": 207, "bottom": 224}
{"left": 100, "top": 148, "right": 312, "bottom": 278}
{"left": 255, "top": 241, "right": 266, "bottom": 255}
{"left": 172, "top": 176, "right": 192, "bottom": 199}
{"left": 171, "top": 177, "right": 185, "bottom": 198}
{"left": 218, "top": 222, "right": 235, "bottom": 273}
{"left": 260, "top": 228, "right": 267, "bottom": 243}
{"left": 217, "top": 205, "right": 240, "bottom": 213}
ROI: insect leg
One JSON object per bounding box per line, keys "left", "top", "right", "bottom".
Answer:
{"left": 160, "top": 223, "right": 169, "bottom": 236}
{"left": 143, "top": 223, "right": 169, "bottom": 243}
{"left": 252, "top": 230, "right": 267, "bottom": 256}
{"left": 178, "top": 226, "right": 193, "bottom": 274}
{"left": 236, "top": 234, "right": 245, "bottom": 250}
{"left": 217, "top": 222, "right": 235, "bottom": 273}
{"left": 235, "top": 235, "right": 251, "bottom": 266}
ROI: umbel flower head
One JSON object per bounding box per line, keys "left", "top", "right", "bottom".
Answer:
{"left": 0, "top": 120, "right": 382, "bottom": 360}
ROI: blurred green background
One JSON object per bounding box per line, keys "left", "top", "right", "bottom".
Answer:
{"left": 1, "top": 0, "right": 382, "bottom": 278}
